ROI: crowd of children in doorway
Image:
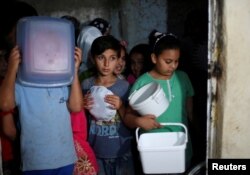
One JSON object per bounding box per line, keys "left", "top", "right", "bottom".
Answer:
{"left": 0, "top": 1, "right": 199, "bottom": 175}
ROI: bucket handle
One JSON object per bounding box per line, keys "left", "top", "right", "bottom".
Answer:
{"left": 135, "top": 122, "right": 188, "bottom": 144}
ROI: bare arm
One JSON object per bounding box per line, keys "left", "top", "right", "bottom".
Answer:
{"left": 123, "top": 105, "right": 161, "bottom": 130}
{"left": 67, "top": 47, "right": 84, "bottom": 112}
{"left": 117, "top": 103, "right": 126, "bottom": 119}
{"left": 1, "top": 113, "right": 17, "bottom": 140}
{"left": 0, "top": 46, "right": 20, "bottom": 111}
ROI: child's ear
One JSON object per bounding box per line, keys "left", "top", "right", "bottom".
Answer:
{"left": 151, "top": 53, "right": 157, "bottom": 64}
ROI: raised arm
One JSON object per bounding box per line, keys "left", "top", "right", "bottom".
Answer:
{"left": 0, "top": 46, "right": 20, "bottom": 111}
{"left": 67, "top": 47, "right": 84, "bottom": 112}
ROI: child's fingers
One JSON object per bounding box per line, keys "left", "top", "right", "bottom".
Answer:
{"left": 74, "top": 47, "right": 82, "bottom": 64}
{"left": 105, "top": 95, "right": 121, "bottom": 109}
{"left": 83, "top": 92, "right": 94, "bottom": 109}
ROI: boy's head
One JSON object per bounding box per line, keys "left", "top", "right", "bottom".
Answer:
{"left": 91, "top": 35, "right": 121, "bottom": 76}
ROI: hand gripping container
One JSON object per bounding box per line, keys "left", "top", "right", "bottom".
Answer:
{"left": 16, "top": 16, "right": 75, "bottom": 87}
{"left": 136, "top": 123, "right": 188, "bottom": 174}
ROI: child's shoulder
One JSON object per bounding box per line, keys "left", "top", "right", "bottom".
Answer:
{"left": 175, "top": 70, "right": 190, "bottom": 79}
{"left": 130, "top": 73, "right": 151, "bottom": 91}
{"left": 81, "top": 76, "right": 95, "bottom": 90}
{"left": 115, "top": 78, "right": 129, "bottom": 88}
{"left": 116, "top": 78, "right": 129, "bottom": 86}
{"left": 133, "top": 72, "right": 151, "bottom": 84}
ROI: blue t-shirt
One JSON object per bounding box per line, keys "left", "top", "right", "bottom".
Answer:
{"left": 82, "top": 77, "right": 132, "bottom": 159}
{"left": 15, "top": 83, "right": 77, "bottom": 171}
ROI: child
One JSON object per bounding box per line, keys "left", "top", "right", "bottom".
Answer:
{"left": 114, "top": 40, "right": 128, "bottom": 79}
{"left": 0, "top": 46, "right": 83, "bottom": 175}
{"left": 124, "top": 31, "right": 194, "bottom": 172}
{"left": 126, "top": 43, "right": 153, "bottom": 85}
{"left": 82, "top": 35, "right": 134, "bottom": 175}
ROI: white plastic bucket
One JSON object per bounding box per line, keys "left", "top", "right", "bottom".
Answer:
{"left": 129, "top": 82, "right": 169, "bottom": 117}
{"left": 136, "top": 123, "right": 188, "bottom": 174}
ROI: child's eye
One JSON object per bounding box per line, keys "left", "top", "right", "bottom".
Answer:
{"left": 97, "top": 55, "right": 104, "bottom": 60}
{"left": 110, "top": 56, "right": 117, "bottom": 61}
{"left": 165, "top": 60, "right": 172, "bottom": 64}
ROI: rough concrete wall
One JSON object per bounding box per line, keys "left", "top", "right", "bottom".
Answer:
{"left": 117, "top": 0, "right": 167, "bottom": 50}
{"left": 21, "top": 0, "right": 167, "bottom": 51}
{"left": 22, "top": 0, "right": 116, "bottom": 24}
{"left": 220, "top": 0, "right": 250, "bottom": 157}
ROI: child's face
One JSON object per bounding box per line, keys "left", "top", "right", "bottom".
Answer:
{"left": 94, "top": 49, "right": 118, "bottom": 76}
{"left": 152, "top": 49, "right": 180, "bottom": 78}
{"left": 114, "top": 48, "right": 126, "bottom": 75}
{"left": 130, "top": 53, "right": 144, "bottom": 78}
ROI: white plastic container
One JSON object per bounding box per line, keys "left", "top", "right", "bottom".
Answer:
{"left": 16, "top": 16, "right": 75, "bottom": 87}
{"left": 129, "top": 82, "right": 169, "bottom": 117}
{"left": 136, "top": 123, "right": 188, "bottom": 174}
{"left": 89, "top": 86, "right": 116, "bottom": 121}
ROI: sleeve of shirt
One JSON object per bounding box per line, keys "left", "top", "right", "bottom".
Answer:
{"left": 63, "top": 86, "right": 70, "bottom": 101}
{"left": 15, "top": 83, "right": 21, "bottom": 106}
{"left": 183, "top": 72, "right": 195, "bottom": 97}
{"left": 120, "top": 80, "right": 130, "bottom": 103}
{"left": 129, "top": 73, "right": 149, "bottom": 96}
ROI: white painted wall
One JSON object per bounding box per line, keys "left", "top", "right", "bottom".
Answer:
{"left": 210, "top": 0, "right": 250, "bottom": 158}
{"left": 219, "top": 0, "right": 250, "bottom": 157}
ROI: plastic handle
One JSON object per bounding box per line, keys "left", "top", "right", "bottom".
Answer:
{"left": 135, "top": 122, "right": 188, "bottom": 144}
